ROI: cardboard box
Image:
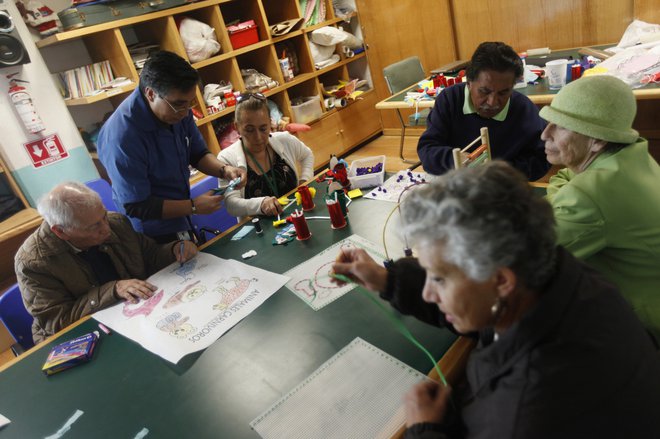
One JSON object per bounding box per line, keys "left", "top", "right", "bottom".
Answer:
{"left": 227, "top": 20, "right": 259, "bottom": 50}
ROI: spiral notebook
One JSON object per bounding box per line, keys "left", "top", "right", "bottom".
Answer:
{"left": 250, "top": 338, "right": 429, "bottom": 439}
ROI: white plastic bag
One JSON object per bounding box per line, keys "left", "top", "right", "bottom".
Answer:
{"left": 617, "top": 19, "right": 660, "bottom": 49}
{"left": 179, "top": 17, "right": 221, "bottom": 63}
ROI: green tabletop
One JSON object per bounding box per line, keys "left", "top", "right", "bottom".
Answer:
{"left": 376, "top": 45, "right": 660, "bottom": 110}
{"left": 0, "top": 182, "right": 456, "bottom": 438}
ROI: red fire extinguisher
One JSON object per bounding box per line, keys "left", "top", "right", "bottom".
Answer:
{"left": 7, "top": 73, "right": 45, "bottom": 134}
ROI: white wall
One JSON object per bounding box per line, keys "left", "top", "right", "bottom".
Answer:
{"left": 0, "top": 0, "right": 98, "bottom": 206}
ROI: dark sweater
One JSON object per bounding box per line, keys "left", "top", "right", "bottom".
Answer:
{"left": 383, "top": 248, "right": 660, "bottom": 439}
{"left": 417, "top": 83, "right": 550, "bottom": 180}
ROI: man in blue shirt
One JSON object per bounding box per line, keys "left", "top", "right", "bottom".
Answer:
{"left": 98, "top": 51, "right": 245, "bottom": 243}
{"left": 417, "top": 42, "right": 550, "bottom": 180}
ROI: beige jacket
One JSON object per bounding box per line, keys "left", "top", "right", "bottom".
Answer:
{"left": 15, "top": 213, "right": 176, "bottom": 344}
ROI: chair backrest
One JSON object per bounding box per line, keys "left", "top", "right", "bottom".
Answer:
{"left": 383, "top": 56, "right": 426, "bottom": 95}
{"left": 85, "top": 178, "right": 118, "bottom": 212}
{"left": 190, "top": 176, "right": 238, "bottom": 241}
{"left": 0, "top": 284, "right": 35, "bottom": 351}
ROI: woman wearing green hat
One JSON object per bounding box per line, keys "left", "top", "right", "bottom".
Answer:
{"left": 540, "top": 75, "right": 660, "bottom": 344}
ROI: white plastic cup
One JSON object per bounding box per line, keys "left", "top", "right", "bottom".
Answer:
{"left": 546, "top": 59, "right": 568, "bottom": 90}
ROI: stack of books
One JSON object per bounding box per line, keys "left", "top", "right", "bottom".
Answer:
{"left": 127, "top": 42, "right": 160, "bottom": 72}
{"left": 56, "top": 60, "right": 116, "bottom": 100}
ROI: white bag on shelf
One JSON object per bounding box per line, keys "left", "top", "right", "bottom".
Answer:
{"left": 179, "top": 17, "right": 221, "bottom": 63}
{"left": 309, "top": 41, "right": 335, "bottom": 64}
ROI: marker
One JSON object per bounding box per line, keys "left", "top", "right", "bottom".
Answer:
{"left": 179, "top": 241, "right": 185, "bottom": 266}
{"left": 98, "top": 323, "right": 112, "bottom": 335}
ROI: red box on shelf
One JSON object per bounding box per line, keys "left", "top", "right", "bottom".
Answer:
{"left": 227, "top": 20, "right": 259, "bottom": 49}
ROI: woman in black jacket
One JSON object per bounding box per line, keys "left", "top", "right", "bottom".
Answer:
{"left": 332, "top": 161, "right": 660, "bottom": 439}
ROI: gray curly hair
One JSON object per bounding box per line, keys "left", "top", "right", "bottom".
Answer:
{"left": 37, "top": 181, "right": 102, "bottom": 229}
{"left": 401, "top": 161, "right": 557, "bottom": 290}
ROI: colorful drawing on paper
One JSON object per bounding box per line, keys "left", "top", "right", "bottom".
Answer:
{"left": 284, "top": 234, "right": 386, "bottom": 310}
{"left": 93, "top": 253, "right": 289, "bottom": 363}
{"left": 364, "top": 170, "right": 429, "bottom": 203}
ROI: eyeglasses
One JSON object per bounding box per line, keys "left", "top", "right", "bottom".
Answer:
{"left": 236, "top": 92, "right": 266, "bottom": 104}
{"left": 159, "top": 94, "right": 196, "bottom": 114}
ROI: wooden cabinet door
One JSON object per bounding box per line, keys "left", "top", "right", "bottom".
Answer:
{"left": 298, "top": 112, "right": 345, "bottom": 169}
{"left": 337, "top": 91, "right": 382, "bottom": 150}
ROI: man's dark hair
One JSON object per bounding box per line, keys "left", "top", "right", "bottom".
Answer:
{"left": 139, "top": 51, "right": 199, "bottom": 95}
{"left": 466, "top": 42, "right": 523, "bottom": 81}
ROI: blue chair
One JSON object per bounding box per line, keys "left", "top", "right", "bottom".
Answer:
{"left": 85, "top": 178, "right": 118, "bottom": 212}
{"left": 0, "top": 283, "right": 35, "bottom": 355}
{"left": 190, "top": 175, "right": 238, "bottom": 243}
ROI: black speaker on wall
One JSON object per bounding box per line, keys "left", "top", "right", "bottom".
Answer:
{"left": 0, "top": 10, "right": 31, "bottom": 68}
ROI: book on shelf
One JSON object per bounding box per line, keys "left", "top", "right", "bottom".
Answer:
{"left": 56, "top": 60, "right": 124, "bottom": 100}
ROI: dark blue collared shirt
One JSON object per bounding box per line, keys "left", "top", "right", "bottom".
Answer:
{"left": 98, "top": 88, "right": 208, "bottom": 237}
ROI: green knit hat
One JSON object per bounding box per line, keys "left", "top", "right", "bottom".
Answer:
{"left": 539, "top": 75, "right": 639, "bottom": 144}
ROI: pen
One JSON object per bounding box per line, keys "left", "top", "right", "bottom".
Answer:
{"left": 179, "top": 241, "right": 185, "bottom": 266}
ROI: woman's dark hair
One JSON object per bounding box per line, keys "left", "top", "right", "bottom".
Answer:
{"left": 466, "top": 42, "right": 524, "bottom": 81}
{"left": 139, "top": 51, "right": 199, "bottom": 95}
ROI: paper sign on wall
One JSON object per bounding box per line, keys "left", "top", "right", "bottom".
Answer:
{"left": 24, "top": 133, "right": 68, "bottom": 168}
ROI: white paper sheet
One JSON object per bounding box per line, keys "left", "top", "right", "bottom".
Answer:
{"left": 364, "top": 170, "right": 429, "bottom": 203}
{"left": 284, "top": 234, "right": 385, "bottom": 310}
{"left": 0, "top": 413, "right": 10, "bottom": 429}
{"left": 94, "top": 253, "right": 288, "bottom": 363}
{"left": 250, "top": 338, "right": 429, "bottom": 439}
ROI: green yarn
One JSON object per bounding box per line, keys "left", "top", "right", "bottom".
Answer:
{"left": 329, "top": 273, "right": 448, "bottom": 386}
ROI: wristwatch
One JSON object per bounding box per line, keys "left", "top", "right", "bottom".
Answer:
{"left": 190, "top": 198, "right": 197, "bottom": 214}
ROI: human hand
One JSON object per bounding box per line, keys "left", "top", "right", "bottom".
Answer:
{"left": 260, "top": 196, "right": 283, "bottom": 216}
{"left": 173, "top": 240, "right": 198, "bottom": 264}
{"left": 331, "top": 247, "right": 388, "bottom": 292}
{"left": 405, "top": 381, "right": 452, "bottom": 427}
{"left": 223, "top": 165, "right": 247, "bottom": 189}
{"left": 194, "top": 192, "right": 223, "bottom": 214}
{"left": 114, "top": 279, "right": 158, "bottom": 304}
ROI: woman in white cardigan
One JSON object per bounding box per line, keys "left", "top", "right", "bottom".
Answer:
{"left": 217, "top": 93, "right": 315, "bottom": 218}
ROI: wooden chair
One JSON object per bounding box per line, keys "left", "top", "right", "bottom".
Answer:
{"left": 383, "top": 56, "right": 428, "bottom": 165}
{"left": 452, "top": 127, "right": 492, "bottom": 169}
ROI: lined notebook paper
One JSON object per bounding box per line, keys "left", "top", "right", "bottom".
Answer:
{"left": 250, "top": 338, "right": 429, "bottom": 439}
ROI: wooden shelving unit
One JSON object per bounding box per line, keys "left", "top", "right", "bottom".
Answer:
{"left": 37, "top": 0, "right": 382, "bottom": 169}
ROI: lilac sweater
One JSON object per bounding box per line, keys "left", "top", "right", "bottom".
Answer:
{"left": 417, "top": 83, "right": 550, "bottom": 180}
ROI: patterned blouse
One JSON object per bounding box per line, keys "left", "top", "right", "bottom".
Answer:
{"left": 245, "top": 153, "right": 297, "bottom": 199}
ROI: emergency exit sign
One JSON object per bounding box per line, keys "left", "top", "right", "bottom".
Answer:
{"left": 24, "top": 134, "right": 68, "bottom": 168}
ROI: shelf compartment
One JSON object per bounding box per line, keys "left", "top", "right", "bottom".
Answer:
{"left": 235, "top": 45, "right": 281, "bottom": 92}
{"left": 274, "top": 34, "right": 314, "bottom": 82}
{"left": 197, "top": 57, "right": 243, "bottom": 115}
{"left": 266, "top": 90, "right": 293, "bottom": 125}
{"left": 220, "top": 0, "right": 269, "bottom": 49}
{"left": 261, "top": 0, "right": 302, "bottom": 29}
{"left": 174, "top": 5, "right": 231, "bottom": 59}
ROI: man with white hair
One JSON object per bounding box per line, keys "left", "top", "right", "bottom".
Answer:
{"left": 14, "top": 181, "right": 197, "bottom": 344}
